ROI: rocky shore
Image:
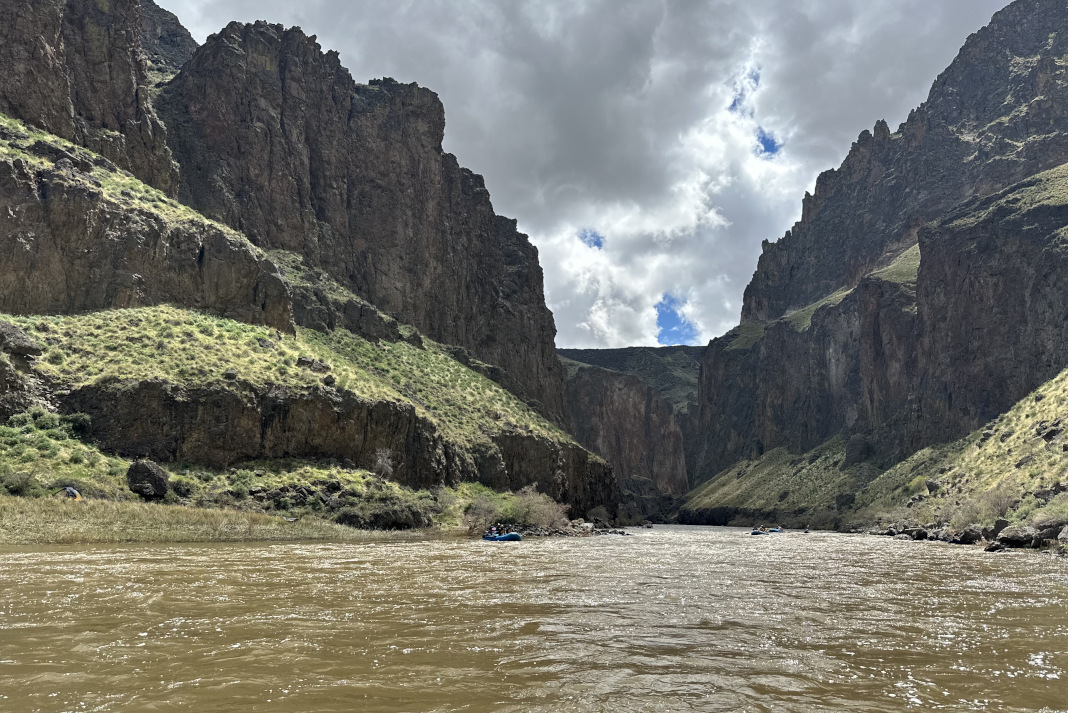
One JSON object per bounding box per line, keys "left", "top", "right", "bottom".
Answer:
{"left": 867, "top": 518, "right": 1068, "bottom": 555}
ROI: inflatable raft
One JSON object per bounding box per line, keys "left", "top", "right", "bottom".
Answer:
{"left": 483, "top": 532, "right": 522, "bottom": 542}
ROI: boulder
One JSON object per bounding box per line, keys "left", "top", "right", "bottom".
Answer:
{"left": 0, "top": 323, "right": 43, "bottom": 357}
{"left": 983, "top": 518, "right": 1011, "bottom": 541}
{"left": 996, "top": 525, "right": 1039, "bottom": 548}
{"left": 950, "top": 525, "right": 983, "bottom": 545}
{"left": 903, "top": 527, "right": 928, "bottom": 541}
{"left": 126, "top": 460, "right": 170, "bottom": 500}
{"left": 893, "top": 534, "right": 912, "bottom": 541}
{"left": 1059, "top": 526, "right": 1068, "bottom": 543}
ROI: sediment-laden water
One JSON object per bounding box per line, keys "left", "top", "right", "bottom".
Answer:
{"left": 1, "top": 526, "right": 1066, "bottom": 712}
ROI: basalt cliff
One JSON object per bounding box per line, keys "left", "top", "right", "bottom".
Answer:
{"left": 682, "top": 0, "right": 1068, "bottom": 532}
{"left": 0, "top": 0, "right": 617, "bottom": 525}
{"left": 156, "top": 21, "right": 565, "bottom": 420}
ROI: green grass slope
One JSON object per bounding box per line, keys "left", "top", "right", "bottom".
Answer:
{"left": 681, "top": 362, "right": 1068, "bottom": 532}
{"left": 680, "top": 438, "right": 881, "bottom": 528}
{"left": 4, "top": 305, "right": 570, "bottom": 448}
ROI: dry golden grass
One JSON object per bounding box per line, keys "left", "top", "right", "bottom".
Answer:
{"left": 0, "top": 496, "right": 427, "bottom": 545}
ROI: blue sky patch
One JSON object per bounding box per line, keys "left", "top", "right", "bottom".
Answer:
{"left": 655, "top": 295, "right": 700, "bottom": 345}
{"left": 757, "top": 127, "right": 782, "bottom": 155}
{"left": 578, "top": 229, "right": 605, "bottom": 249}
{"left": 729, "top": 69, "right": 761, "bottom": 115}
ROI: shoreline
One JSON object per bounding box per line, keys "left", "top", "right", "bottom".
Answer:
{"left": 0, "top": 496, "right": 441, "bottom": 546}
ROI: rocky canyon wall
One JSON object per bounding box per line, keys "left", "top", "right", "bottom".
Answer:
{"left": 563, "top": 364, "right": 689, "bottom": 521}
{"left": 694, "top": 0, "right": 1068, "bottom": 485}
{"left": 0, "top": 0, "right": 178, "bottom": 193}
{"left": 742, "top": 0, "right": 1068, "bottom": 323}
{"left": 156, "top": 21, "right": 565, "bottom": 420}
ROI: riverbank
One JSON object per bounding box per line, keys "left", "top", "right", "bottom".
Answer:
{"left": 0, "top": 495, "right": 434, "bottom": 545}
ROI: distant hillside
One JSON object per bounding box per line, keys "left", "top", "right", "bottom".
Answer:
{"left": 557, "top": 346, "right": 704, "bottom": 412}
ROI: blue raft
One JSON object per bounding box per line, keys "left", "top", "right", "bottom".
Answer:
{"left": 483, "top": 532, "right": 522, "bottom": 542}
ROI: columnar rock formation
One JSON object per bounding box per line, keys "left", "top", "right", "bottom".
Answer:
{"left": 157, "top": 21, "right": 566, "bottom": 419}
{"left": 0, "top": 0, "right": 178, "bottom": 193}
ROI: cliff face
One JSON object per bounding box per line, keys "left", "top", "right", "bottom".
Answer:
{"left": 156, "top": 21, "right": 565, "bottom": 419}
{"left": 557, "top": 346, "right": 703, "bottom": 411}
{"left": 912, "top": 164, "right": 1068, "bottom": 447}
{"left": 0, "top": 0, "right": 178, "bottom": 194}
{"left": 138, "top": 0, "right": 197, "bottom": 84}
{"left": 563, "top": 363, "right": 688, "bottom": 521}
{"left": 0, "top": 116, "right": 293, "bottom": 332}
{"left": 694, "top": 271, "right": 917, "bottom": 481}
{"left": 61, "top": 377, "right": 616, "bottom": 518}
{"left": 692, "top": 0, "right": 1068, "bottom": 490}
{"left": 742, "top": 0, "right": 1068, "bottom": 323}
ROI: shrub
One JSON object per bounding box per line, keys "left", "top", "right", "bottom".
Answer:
{"left": 372, "top": 449, "right": 394, "bottom": 478}
{"left": 170, "top": 477, "right": 199, "bottom": 499}
{"left": 944, "top": 498, "right": 983, "bottom": 529}
{"left": 1033, "top": 493, "right": 1068, "bottom": 529}
{"left": 982, "top": 483, "right": 1019, "bottom": 518}
{"left": 510, "top": 485, "right": 569, "bottom": 529}
{"left": 463, "top": 494, "right": 506, "bottom": 532}
{"left": 0, "top": 470, "right": 45, "bottom": 498}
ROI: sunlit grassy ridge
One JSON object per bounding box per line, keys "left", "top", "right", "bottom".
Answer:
{"left": 0, "top": 112, "right": 254, "bottom": 242}
{"left": 682, "top": 363, "right": 1068, "bottom": 531}
{"left": 782, "top": 286, "right": 854, "bottom": 331}
{"left": 681, "top": 437, "right": 879, "bottom": 528}
{"left": 945, "top": 161, "right": 1068, "bottom": 235}
{"left": 870, "top": 243, "right": 921, "bottom": 286}
{"left": 853, "top": 364, "right": 1068, "bottom": 523}
{"left": 3, "top": 305, "right": 571, "bottom": 447}
{"left": 725, "top": 322, "right": 767, "bottom": 351}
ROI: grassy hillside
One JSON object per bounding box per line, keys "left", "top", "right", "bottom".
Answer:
{"left": 0, "top": 113, "right": 249, "bottom": 240}
{"left": 557, "top": 345, "right": 704, "bottom": 411}
{"left": 4, "top": 305, "right": 570, "bottom": 448}
{"left": 852, "top": 364, "right": 1068, "bottom": 527}
{"left": 680, "top": 438, "right": 880, "bottom": 528}
{"left": 682, "top": 361, "right": 1068, "bottom": 532}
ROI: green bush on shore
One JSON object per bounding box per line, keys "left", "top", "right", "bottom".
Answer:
{"left": 461, "top": 484, "right": 570, "bottom": 532}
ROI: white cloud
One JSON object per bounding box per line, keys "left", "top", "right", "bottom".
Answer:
{"left": 158, "top": 0, "right": 1009, "bottom": 347}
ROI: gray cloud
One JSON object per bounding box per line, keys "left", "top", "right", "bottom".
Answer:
{"left": 161, "top": 0, "right": 1008, "bottom": 347}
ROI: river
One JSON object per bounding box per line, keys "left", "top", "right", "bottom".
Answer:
{"left": 1, "top": 526, "right": 1066, "bottom": 712}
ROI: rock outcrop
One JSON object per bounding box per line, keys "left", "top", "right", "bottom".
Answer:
{"left": 563, "top": 363, "right": 689, "bottom": 521}
{"left": 0, "top": 322, "right": 45, "bottom": 420}
{"left": 558, "top": 346, "right": 703, "bottom": 411}
{"left": 126, "top": 459, "right": 170, "bottom": 500}
{"left": 0, "top": 122, "right": 293, "bottom": 332}
{"left": 0, "top": 0, "right": 178, "bottom": 193}
{"left": 742, "top": 0, "right": 1068, "bottom": 323}
{"left": 156, "top": 22, "right": 565, "bottom": 419}
{"left": 63, "top": 377, "right": 617, "bottom": 518}
{"left": 138, "top": 0, "right": 198, "bottom": 84}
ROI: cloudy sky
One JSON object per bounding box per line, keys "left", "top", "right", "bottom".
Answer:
{"left": 161, "top": 0, "right": 1008, "bottom": 348}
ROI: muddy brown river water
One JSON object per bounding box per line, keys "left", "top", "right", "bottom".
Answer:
{"left": 1, "top": 526, "right": 1067, "bottom": 712}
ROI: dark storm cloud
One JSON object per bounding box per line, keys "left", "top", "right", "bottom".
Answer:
{"left": 162, "top": 0, "right": 1008, "bottom": 346}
